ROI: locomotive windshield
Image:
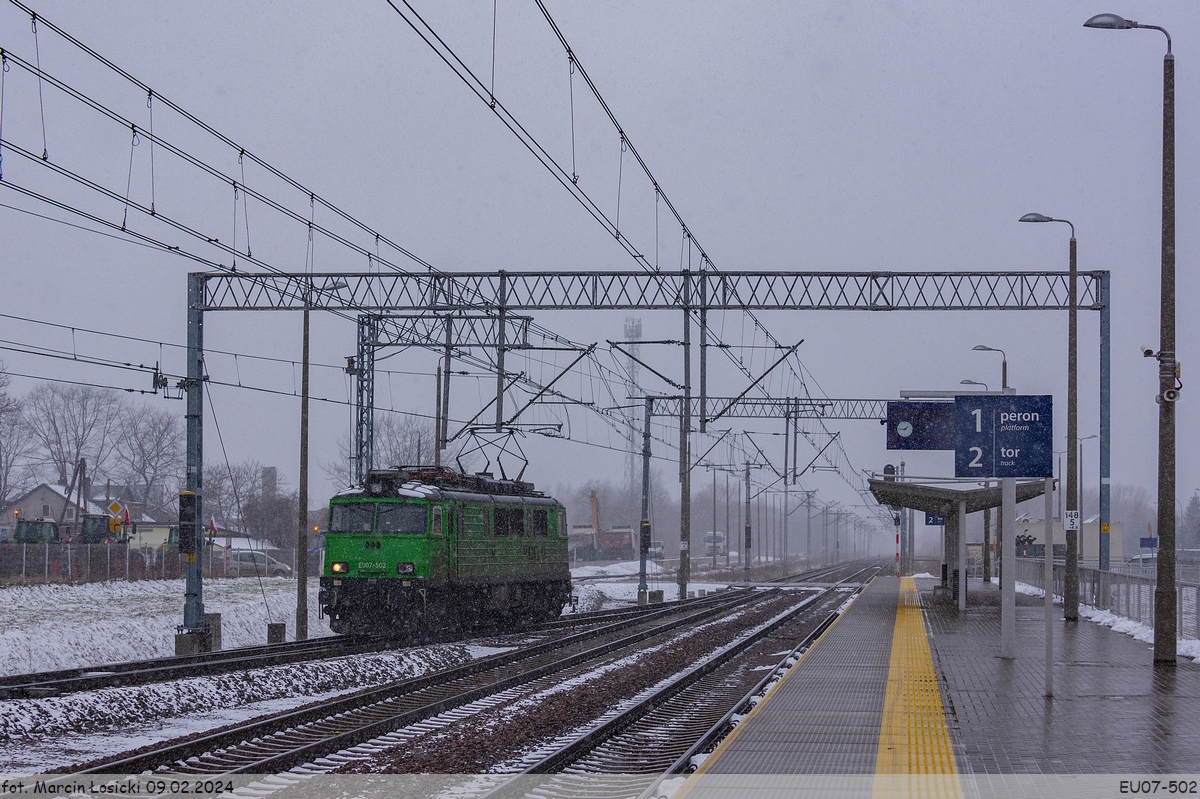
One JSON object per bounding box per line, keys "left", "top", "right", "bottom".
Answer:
{"left": 329, "top": 501, "right": 428, "bottom": 535}
{"left": 330, "top": 503, "right": 375, "bottom": 533}
{"left": 377, "top": 504, "right": 428, "bottom": 535}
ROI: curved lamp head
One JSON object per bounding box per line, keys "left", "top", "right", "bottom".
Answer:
{"left": 960, "top": 379, "right": 989, "bottom": 390}
{"left": 1084, "top": 13, "right": 1136, "bottom": 29}
{"left": 1019, "top": 212, "right": 1053, "bottom": 223}
{"left": 972, "top": 344, "right": 1003, "bottom": 354}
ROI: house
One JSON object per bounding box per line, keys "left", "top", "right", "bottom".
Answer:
{"left": 0, "top": 483, "right": 156, "bottom": 541}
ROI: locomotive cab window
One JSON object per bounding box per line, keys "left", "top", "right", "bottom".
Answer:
{"left": 330, "top": 503, "right": 376, "bottom": 533}
{"left": 530, "top": 508, "right": 549, "bottom": 537}
{"left": 494, "top": 507, "right": 524, "bottom": 537}
{"left": 377, "top": 503, "right": 428, "bottom": 535}
{"left": 431, "top": 506, "right": 443, "bottom": 536}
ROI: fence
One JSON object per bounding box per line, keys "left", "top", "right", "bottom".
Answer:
{"left": 1015, "top": 557, "right": 1200, "bottom": 641}
{"left": 0, "top": 543, "right": 314, "bottom": 586}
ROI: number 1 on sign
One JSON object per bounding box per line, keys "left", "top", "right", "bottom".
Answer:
{"left": 971, "top": 407, "right": 981, "bottom": 432}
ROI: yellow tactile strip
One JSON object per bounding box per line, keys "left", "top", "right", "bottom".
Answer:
{"left": 871, "top": 577, "right": 961, "bottom": 796}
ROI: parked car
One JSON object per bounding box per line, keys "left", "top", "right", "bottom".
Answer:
{"left": 647, "top": 540, "right": 664, "bottom": 560}
{"left": 224, "top": 550, "right": 293, "bottom": 578}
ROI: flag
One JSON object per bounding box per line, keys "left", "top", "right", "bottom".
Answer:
{"left": 210, "top": 515, "right": 218, "bottom": 533}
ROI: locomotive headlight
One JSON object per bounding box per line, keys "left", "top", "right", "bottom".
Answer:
{"left": 396, "top": 562, "right": 415, "bottom": 575}
{"left": 331, "top": 562, "right": 350, "bottom": 574}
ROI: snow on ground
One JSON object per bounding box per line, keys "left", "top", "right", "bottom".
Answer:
{"left": 0, "top": 577, "right": 333, "bottom": 676}
{"left": 1008, "top": 578, "right": 1200, "bottom": 664}
{"left": 570, "top": 560, "right": 668, "bottom": 579}
{"left": 567, "top": 561, "right": 730, "bottom": 613}
{"left": 0, "top": 643, "right": 506, "bottom": 772}
{"left": 0, "top": 564, "right": 729, "bottom": 771}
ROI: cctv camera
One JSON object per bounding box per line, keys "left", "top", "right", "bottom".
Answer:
{"left": 1142, "top": 346, "right": 1156, "bottom": 358}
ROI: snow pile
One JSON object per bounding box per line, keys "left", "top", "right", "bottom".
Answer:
{"left": 1010, "top": 579, "right": 1200, "bottom": 664}
{"left": 1078, "top": 606, "right": 1200, "bottom": 663}
{"left": 0, "top": 578, "right": 331, "bottom": 676}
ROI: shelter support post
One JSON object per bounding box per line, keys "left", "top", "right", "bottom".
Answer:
{"left": 1001, "top": 477, "right": 1017, "bottom": 658}
{"left": 1045, "top": 476, "right": 1055, "bottom": 697}
{"left": 958, "top": 500, "right": 967, "bottom": 611}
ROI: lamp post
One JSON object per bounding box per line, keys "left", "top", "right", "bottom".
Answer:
{"left": 1085, "top": 12, "right": 1177, "bottom": 666}
{"left": 960, "top": 379, "right": 990, "bottom": 391}
{"left": 1078, "top": 434, "right": 1098, "bottom": 517}
{"left": 1019, "top": 212, "right": 1080, "bottom": 619}
{"left": 971, "top": 346, "right": 1010, "bottom": 590}
{"left": 972, "top": 345, "right": 1008, "bottom": 391}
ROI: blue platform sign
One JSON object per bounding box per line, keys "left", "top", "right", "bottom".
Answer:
{"left": 925, "top": 513, "right": 945, "bottom": 526}
{"left": 886, "top": 401, "right": 955, "bottom": 450}
{"left": 954, "top": 395, "right": 1053, "bottom": 478}
{"left": 1140, "top": 537, "right": 1159, "bottom": 550}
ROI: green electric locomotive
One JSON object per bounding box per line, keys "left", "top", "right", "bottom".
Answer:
{"left": 318, "top": 467, "right": 571, "bottom": 636}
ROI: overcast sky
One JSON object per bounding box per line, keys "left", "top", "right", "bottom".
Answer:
{"left": 1, "top": 1, "right": 1196, "bottom": 540}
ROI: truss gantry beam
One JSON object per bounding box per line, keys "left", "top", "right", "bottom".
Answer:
{"left": 200, "top": 270, "right": 1107, "bottom": 312}
{"left": 640, "top": 396, "right": 889, "bottom": 420}
{"left": 371, "top": 313, "right": 533, "bottom": 350}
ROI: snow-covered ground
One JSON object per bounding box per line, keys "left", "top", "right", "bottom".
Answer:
{"left": 0, "top": 643, "right": 505, "bottom": 772}
{"left": 0, "top": 564, "right": 732, "bottom": 772}
{"left": 566, "top": 560, "right": 731, "bottom": 613}
{"left": 1009, "top": 577, "right": 1200, "bottom": 663}
{"left": 0, "top": 577, "right": 332, "bottom": 676}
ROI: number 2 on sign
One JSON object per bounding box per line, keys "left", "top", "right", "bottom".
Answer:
{"left": 971, "top": 408, "right": 982, "bottom": 432}
{"left": 968, "top": 447, "right": 983, "bottom": 468}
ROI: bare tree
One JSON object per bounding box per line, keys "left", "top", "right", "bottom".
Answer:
{"left": 0, "top": 366, "right": 37, "bottom": 505}
{"left": 322, "top": 413, "right": 435, "bottom": 487}
{"left": 113, "top": 402, "right": 184, "bottom": 513}
{"left": 22, "top": 383, "right": 124, "bottom": 486}
{"left": 203, "top": 459, "right": 261, "bottom": 532}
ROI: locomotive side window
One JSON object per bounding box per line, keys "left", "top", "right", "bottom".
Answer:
{"left": 530, "top": 508, "right": 549, "bottom": 537}
{"left": 431, "top": 506, "right": 443, "bottom": 536}
{"left": 494, "top": 507, "right": 524, "bottom": 537}
{"left": 377, "top": 503, "right": 429, "bottom": 535}
{"left": 330, "top": 503, "right": 376, "bottom": 533}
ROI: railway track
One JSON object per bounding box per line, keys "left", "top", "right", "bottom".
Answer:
{"left": 71, "top": 587, "right": 762, "bottom": 774}
{"left": 492, "top": 563, "right": 882, "bottom": 784}
{"left": 73, "top": 566, "right": 863, "bottom": 777}
{"left": 5, "top": 563, "right": 846, "bottom": 700}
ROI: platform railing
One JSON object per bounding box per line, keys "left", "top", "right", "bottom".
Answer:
{"left": 1015, "top": 557, "right": 1200, "bottom": 641}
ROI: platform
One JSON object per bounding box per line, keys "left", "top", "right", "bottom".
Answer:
{"left": 686, "top": 573, "right": 1200, "bottom": 793}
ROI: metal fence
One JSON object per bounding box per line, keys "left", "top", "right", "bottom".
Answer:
{"left": 1015, "top": 557, "right": 1200, "bottom": 641}
{"left": 0, "top": 543, "right": 309, "bottom": 586}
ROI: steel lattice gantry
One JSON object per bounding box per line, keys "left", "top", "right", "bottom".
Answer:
{"left": 183, "top": 268, "right": 1113, "bottom": 621}
{"left": 354, "top": 313, "right": 534, "bottom": 482}
{"left": 202, "top": 269, "right": 1106, "bottom": 312}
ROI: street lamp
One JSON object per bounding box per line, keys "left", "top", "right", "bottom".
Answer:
{"left": 960, "top": 379, "right": 989, "bottom": 391}
{"left": 1020, "top": 212, "right": 1080, "bottom": 618}
{"left": 1085, "top": 12, "right": 1178, "bottom": 667}
{"left": 1078, "top": 434, "right": 1098, "bottom": 514}
{"left": 972, "top": 345, "right": 1008, "bottom": 392}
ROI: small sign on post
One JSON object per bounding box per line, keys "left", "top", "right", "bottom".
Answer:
{"left": 1064, "top": 510, "right": 1080, "bottom": 531}
{"left": 925, "top": 513, "right": 945, "bottom": 526}
{"left": 1140, "top": 537, "right": 1159, "bottom": 550}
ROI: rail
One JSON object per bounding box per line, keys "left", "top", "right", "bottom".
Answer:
{"left": 74, "top": 589, "right": 756, "bottom": 774}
